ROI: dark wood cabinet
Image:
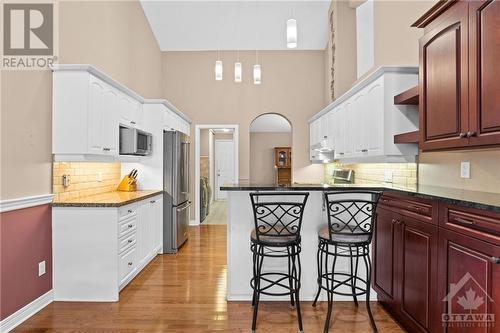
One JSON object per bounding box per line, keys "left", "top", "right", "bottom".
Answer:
{"left": 374, "top": 194, "right": 500, "bottom": 332}
{"left": 416, "top": 0, "right": 500, "bottom": 150}
{"left": 418, "top": 1, "right": 469, "bottom": 150}
{"left": 468, "top": 0, "right": 500, "bottom": 147}
{"left": 374, "top": 200, "right": 439, "bottom": 332}
{"left": 438, "top": 228, "right": 500, "bottom": 333}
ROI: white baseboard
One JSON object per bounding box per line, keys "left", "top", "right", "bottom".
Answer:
{"left": 189, "top": 219, "right": 199, "bottom": 226}
{"left": 0, "top": 290, "right": 53, "bottom": 332}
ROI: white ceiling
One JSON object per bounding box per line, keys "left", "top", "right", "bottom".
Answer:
{"left": 250, "top": 114, "right": 292, "bottom": 132}
{"left": 140, "top": 1, "right": 331, "bottom": 51}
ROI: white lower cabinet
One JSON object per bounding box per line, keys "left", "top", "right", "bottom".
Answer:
{"left": 52, "top": 194, "right": 163, "bottom": 301}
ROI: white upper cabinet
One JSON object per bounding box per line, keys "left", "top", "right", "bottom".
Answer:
{"left": 309, "top": 67, "right": 419, "bottom": 163}
{"left": 52, "top": 65, "right": 191, "bottom": 161}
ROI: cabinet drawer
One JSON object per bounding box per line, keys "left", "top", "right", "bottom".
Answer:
{"left": 379, "top": 193, "right": 435, "bottom": 223}
{"left": 119, "top": 246, "right": 136, "bottom": 283}
{"left": 119, "top": 203, "right": 138, "bottom": 220}
{"left": 119, "top": 231, "right": 137, "bottom": 253}
{"left": 118, "top": 215, "right": 137, "bottom": 237}
{"left": 440, "top": 204, "right": 500, "bottom": 245}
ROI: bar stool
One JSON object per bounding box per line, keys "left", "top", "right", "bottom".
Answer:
{"left": 312, "top": 191, "right": 382, "bottom": 333}
{"left": 249, "top": 192, "right": 309, "bottom": 333}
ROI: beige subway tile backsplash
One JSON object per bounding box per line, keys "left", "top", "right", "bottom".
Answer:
{"left": 324, "top": 162, "right": 418, "bottom": 187}
{"left": 52, "top": 162, "right": 121, "bottom": 201}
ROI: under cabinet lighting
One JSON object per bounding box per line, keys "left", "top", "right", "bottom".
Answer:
{"left": 215, "top": 61, "right": 223, "bottom": 81}
{"left": 287, "top": 19, "right": 297, "bottom": 49}
{"left": 253, "top": 64, "right": 261, "bottom": 85}
{"left": 234, "top": 62, "right": 242, "bottom": 82}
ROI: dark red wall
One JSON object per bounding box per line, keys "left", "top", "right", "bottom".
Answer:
{"left": 0, "top": 204, "right": 52, "bottom": 320}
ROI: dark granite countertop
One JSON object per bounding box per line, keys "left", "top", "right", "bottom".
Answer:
{"left": 52, "top": 190, "right": 163, "bottom": 207}
{"left": 220, "top": 183, "right": 500, "bottom": 213}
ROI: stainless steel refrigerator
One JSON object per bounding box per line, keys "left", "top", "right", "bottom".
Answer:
{"left": 163, "top": 130, "right": 191, "bottom": 253}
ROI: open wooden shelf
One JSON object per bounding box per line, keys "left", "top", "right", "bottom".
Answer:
{"left": 394, "top": 130, "right": 419, "bottom": 144}
{"left": 394, "top": 85, "right": 419, "bottom": 105}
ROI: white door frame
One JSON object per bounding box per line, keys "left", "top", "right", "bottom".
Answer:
{"left": 194, "top": 124, "right": 239, "bottom": 226}
{"left": 214, "top": 139, "right": 235, "bottom": 201}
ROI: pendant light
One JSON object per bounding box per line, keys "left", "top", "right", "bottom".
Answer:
{"left": 215, "top": 59, "right": 223, "bottom": 81}
{"left": 234, "top": 61, "right": 242, "bottom": 83}
{"left": 287, "top": 19, "right": 297, "bottom": 49}
{"left": 214, "top": 1, "right": 223, "bottom": 81}
{"left": 253, "top": 64, "right": 262, "bottom": 85}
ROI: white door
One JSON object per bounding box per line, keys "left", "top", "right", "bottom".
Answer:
{"left": 215, "top": 140, "right": 235, "bottom": 200}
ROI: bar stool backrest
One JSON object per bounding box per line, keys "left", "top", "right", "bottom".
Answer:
{"left": 323, "top": 191, "right": 382, "bottom": 243}
{"left": 250, "top": 192, "right": 309, "bottom": 243}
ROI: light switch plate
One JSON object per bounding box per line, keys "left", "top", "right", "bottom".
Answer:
{"left": 460, "top": 161, "right": 471, "bottom": 179}
{"left": 97, "top": 172, "right": 103, "bottom": 182}
{"left": 38, "top": 261, "right": 46, "bottom": 276}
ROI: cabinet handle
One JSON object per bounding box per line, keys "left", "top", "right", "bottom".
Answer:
{"left": 127, "top": 224, "right": 133, "bottom": 228}
{"left": 391, "top": 218, "right": 397, "bottom": 225}
{"left": 339, "top": 152, "right": 344, "bottom": 155}
{"left": 454, "top": 217, "right": 476, "bottom": 225}
{"left": 490, "top": 257, "right": 500, "bottom": 264}
{"left": 130, "top": 121, "right": 136, "bottom": 125}
{"left": 128, "top": 239, "right": 133, "bottom": 243}
{"left": 102, "top": 147, "right": 111, "bottom": 151}
{"left": 466, "top": 131, "right": 477, "bottom": 138}
{"left": 127, "top": 209, "right": 133, "bottom": 213}
{"left": 459, "top": 132, "right": 467, "bottom": 138}
{"left": 128, "top": 262, "right": 133, "bottom": 266}
{"left": 362, "top": 149, "right": 368, "bottom": 152}
{"left": 150, "top": 200, "right": 156, "bottom": 204}
{"left": 323, "top": 136, "right": 328, "bottom": 139}
{"left": 407, "top": 204, "right": 423, "bottom": 212}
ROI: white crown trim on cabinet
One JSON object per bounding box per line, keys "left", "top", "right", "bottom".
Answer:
{"left": 51, "top": 64, "right": 191, "bottom": 124}
{"left": 0, "top": 290, "right": 53, "bottom": 333}
{"left": 0, "top": 194, "right": 54, "bottom": 213}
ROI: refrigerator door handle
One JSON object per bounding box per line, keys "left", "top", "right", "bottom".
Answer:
{"left": 176, "top": 201, "right": 192, "bottom": 212}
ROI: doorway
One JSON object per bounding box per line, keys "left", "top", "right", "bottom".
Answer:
{"left": 214, "top": 139, "right": 235, "bottom": 200}
{"left": 195, "top": 125, "right": 239, "bottom": 226}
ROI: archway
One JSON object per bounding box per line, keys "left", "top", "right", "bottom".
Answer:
{"left": 249, "top": 113, "right": 292, "bottom": 185}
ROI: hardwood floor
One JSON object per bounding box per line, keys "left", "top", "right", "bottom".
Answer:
{"left": 15, "top": 225, "right": 404, "bottom": 332}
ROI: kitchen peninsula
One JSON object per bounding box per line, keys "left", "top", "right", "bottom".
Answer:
{"left": 222, "top": 183, "right": 500, "bottom": 331}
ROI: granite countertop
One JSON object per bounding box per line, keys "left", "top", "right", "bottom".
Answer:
{"left": 52, "top": 190, "right": 163, "bottom": 207}
{"left": 220, "top": 183, "right": 500, "bottom": 213}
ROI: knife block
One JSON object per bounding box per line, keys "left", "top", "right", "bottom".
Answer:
{"left": 117, "top": 175, "right": 137, "bottom": 192}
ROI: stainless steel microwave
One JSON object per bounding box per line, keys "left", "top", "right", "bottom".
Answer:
{"left": 119, "top": 126, "right": 153, "bottom": 156}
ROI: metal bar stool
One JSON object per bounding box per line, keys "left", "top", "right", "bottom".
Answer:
{"left": 312, "top": 191, "right": 382, "bottom": 333}
{"left": 249, "top": 192, "right": 309, "bottom": 333}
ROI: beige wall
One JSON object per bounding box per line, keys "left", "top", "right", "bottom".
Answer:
{"left": 0, "top": 1, "right": 162, "bottom": 200}
{"left": 249, "top": 132, "right": 292, "bottom": 184}
{"left": 162, "top": 50, "right": 325, "bottom": 215}
{"left": 419, "top": 150, "right": 500, "bottom": 194}
{"left": 200, "top": 129, "right": 210, "bottom": 156}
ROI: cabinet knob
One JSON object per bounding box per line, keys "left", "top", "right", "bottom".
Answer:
{"left": 466, "top": 131, "right": 477, "bottom": 138}
{"left": 391, "top": 218, "right": 397, "bottom": 224}
{"left": 128, "top": 239, "right": 133, "bottom": 243}
{"left": 128, "top": 262, "right": 133, "bottom": 266}
{"left": 459, "top": 132, "right": 467, "bottom": 138}
{"left": 127, "top": 224, "right": 133, "bottom": 228}
{"left": 323, "top": 136, "right": 328, "bottom": 139}
{"left": 490, "top": 257, "right": 500, "bottom": 264}
{"left": 150, "top": 200, "right": 156, "bottom": 204}
{"left": 130, "top": 121, "right": 136, "bottom": 125}
{"left": 128, "top": 209, "right": 133, "bottom": 213}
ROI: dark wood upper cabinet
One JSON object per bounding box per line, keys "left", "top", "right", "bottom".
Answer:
{"left": 468, "top": 0, "right": 500, "bottom": 147}
{"left": 417, "top": 0, "right": 500, "bottom": 150}
{"left": 419, "top": 1, "right": 470, "bottom": 150}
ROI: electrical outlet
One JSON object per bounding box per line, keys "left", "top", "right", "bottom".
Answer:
{"left": 384, "top": 170, "right": 393, "bottom": 183}
{"left": 460, "top": 161, "right": 471, "bottom": 179}
{"left": 62, "top": 174, "right": 70, "bottom": 188}
{"left": 38, "top": 261, "right": 46, "bottom": 276}
{"left": 97, "top": 172, "right": 103, "bottom": 182}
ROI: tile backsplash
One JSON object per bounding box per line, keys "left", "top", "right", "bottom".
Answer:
{"left": 53, "top": 162, "right": 121, "bottom": 201}
{"left": 324, "top": 162, "right": 417, "bottom": 187}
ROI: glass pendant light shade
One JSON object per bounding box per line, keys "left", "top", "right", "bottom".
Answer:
{"left": 253, "top": 64, "right": 262, "bottom": 85}
{"left": 215, "top": 60, "right": 223, "bottom": 81}
{"left": 287, "top": 19, "right": 297, "bottom": 49}
{"left": 234, "top": 62, "right": 242, "bottom": 82}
